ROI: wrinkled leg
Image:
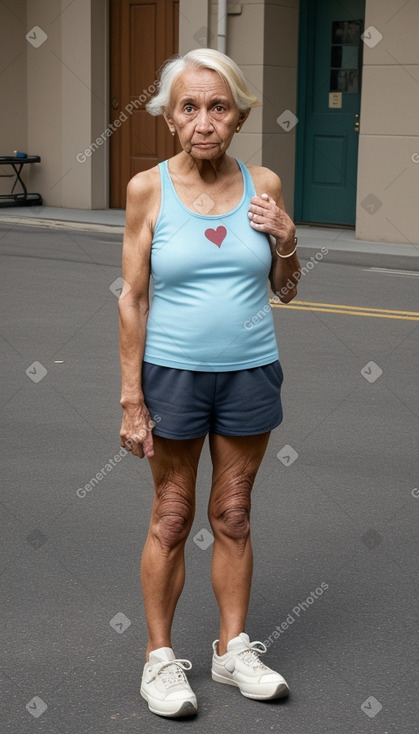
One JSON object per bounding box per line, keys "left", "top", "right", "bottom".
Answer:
{"left": 141, "top": 434, "right": 205, "bottom": 659}
{"left": 207, "top": 432, "right": 270, "bottom": 655}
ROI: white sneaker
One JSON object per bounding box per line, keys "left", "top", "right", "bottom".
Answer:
{"left": 211, "top": 633, "right": 290, "bottom": 700}
{"left": 140, "top": 647, "right": 197, "bottom": 717}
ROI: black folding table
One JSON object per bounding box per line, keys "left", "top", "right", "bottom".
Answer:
{"left": 0, "top": 156, "right": 42, "bottom": 207}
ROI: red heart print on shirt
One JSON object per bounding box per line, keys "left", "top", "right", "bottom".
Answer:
{"left": 205, "top": 226, "right": 227, "bottom": 248}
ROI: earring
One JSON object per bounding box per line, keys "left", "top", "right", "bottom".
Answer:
{"left": 171, "top": 131, "right": 175, "bottom": 136}
{"left": 236, "top": 125, "right": 241, "bottom": 132}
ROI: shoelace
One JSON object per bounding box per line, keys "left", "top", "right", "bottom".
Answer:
{"left": 147, "top": 659, "right": 192, "bottom": 688}
{"left": 238, "top": 640, "right": 269, "bottom": 670}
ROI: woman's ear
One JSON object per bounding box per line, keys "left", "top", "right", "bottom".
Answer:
{"left": 237, "top": 108, "right": 251, "bottom": 128}
{"left": 163, "top": 108, "right": 175, "bottom": 136}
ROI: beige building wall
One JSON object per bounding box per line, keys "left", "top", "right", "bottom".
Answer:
{"left": 262, "top": 0, "right": 299, "bottom": 215}
{"left": 0, "top": 0, "right": 28, "bottom": 195}
{"left": 356, "top": 0, "right": 419, "bottom": 244}
{"left": 26, "top": 1, "right": 64, "bottom": 207}
{"left": 179, "top": 0, "right": 210, "bottom": 53}
{"left": 25, "top": 0, "right": 107, "bottom": 209}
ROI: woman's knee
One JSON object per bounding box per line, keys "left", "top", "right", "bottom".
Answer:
{"left": 209, "top": 482, "right": 252, "bottom": 542}
{"left": 151, "top": 481, "right": 195, "bottom": 550}
{"left": 217, "top": 506, "right": 250, "bottom": 541}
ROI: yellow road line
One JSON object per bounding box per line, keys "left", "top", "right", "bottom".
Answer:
{"left": 285, "top": 300, "right": 419, "bottom": 316}
{"left": 270, "top": 300, "right": 419, "bottom": 321}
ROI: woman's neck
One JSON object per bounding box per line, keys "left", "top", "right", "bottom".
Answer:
{"left": 173, "top": 152, "right": 237, "bottom": 183}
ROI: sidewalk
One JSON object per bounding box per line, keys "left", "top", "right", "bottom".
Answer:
{"left": 0, "top": 205, "right": 126, "bottom": 233}
{"left": 1, "top": 205, "right": 418, "bottom": 269}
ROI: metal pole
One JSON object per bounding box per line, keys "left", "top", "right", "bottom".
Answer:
{"left": 217, "top": 0, "right": 227, "bottom": 54}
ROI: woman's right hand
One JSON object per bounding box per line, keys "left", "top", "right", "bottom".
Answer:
{"left": 120, "top": 402, "right": 155, "bottom": 459}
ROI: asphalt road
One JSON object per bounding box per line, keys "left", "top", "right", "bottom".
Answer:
{"left": 1, "top": 223, "right": 418, "bottom": 734}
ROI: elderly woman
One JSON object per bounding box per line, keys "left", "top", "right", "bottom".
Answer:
{"left": 119, "top": 48, "right": 300, "bottom": 718}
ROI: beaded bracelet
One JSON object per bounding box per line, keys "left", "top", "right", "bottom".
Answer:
{"left": 275, "top": 236, "right": 298, "bottom": 258}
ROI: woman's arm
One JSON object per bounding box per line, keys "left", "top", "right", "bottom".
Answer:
{"left": 118, "top": 171, "right": 159, "bottom": 458}
{"left": 248, "top": 167, "right": 301, "bottom": 303}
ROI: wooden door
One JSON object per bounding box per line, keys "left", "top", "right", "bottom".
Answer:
{"left": 295, "top": 0, "right": 365, "bottom": 225}
{"left": 110, "top": 0, "right": 179, "bottom": 208}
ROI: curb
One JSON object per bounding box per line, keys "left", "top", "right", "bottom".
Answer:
{"left": 0, "top": 216, "right": 125, "bottom": 234}
{"left": 297, "top": 246, "right": 419, "bottom": 272}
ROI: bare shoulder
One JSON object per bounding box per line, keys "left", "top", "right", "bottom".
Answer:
{"left": 246, "top": 164, "right": 283, "bottom": 199}
{"left": 125, "top": 164, "right": 161, "bottom": 232}
{"left": 127, "top": 165, "right": 161, "bottom": 202}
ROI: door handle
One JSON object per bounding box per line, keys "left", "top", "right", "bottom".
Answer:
{"left": 354, "top": 113, "right": 360, "bottom": 133}
{"left": 111, "top": 97, "right": 119, "bottom": 110}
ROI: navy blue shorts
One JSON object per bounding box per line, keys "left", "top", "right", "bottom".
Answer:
{"left": 142, "top": 360, "right": 284, "bottom": 439}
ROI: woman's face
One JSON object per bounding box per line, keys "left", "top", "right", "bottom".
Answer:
{"left": 164, "top": 67, "right": 249, "bottom": 160}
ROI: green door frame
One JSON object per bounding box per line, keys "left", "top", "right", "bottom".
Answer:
{"left": 294, "top": 0, "right": 364, "bottom": 225}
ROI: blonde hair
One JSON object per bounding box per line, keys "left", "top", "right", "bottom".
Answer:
{"left": 146, "top": 48, "right": 260, "bottom": 115}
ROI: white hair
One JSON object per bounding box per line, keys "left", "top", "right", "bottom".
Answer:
{"left": 146, "top": 48, "right": 260, "bottom": 116}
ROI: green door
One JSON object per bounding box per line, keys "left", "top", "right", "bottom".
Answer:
{"left": 295, "top": 0, "right": 365, "bottom": 226}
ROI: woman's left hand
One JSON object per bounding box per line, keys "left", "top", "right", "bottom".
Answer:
{"left": 248, "top": 193, "right": 295, "bottom": 247}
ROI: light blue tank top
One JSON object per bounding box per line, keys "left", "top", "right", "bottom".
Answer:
{"left": 144, "top": 158, "right": 279, "bottom": 371}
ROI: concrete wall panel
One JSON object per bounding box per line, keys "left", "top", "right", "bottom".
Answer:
{"left": 0, "top": 0, "right": 27, "bottom": 195}
{"left": 357, "top": 135, "right": 419, "bottom": 244}
{"left": 356, "top": 0, "right": 419, "bottom": 243}
{"left": 262, "top": 2, "right": 299, "bottom": 216}
{"left": 26, "top": 0, "right": 63, "bottom": 205}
